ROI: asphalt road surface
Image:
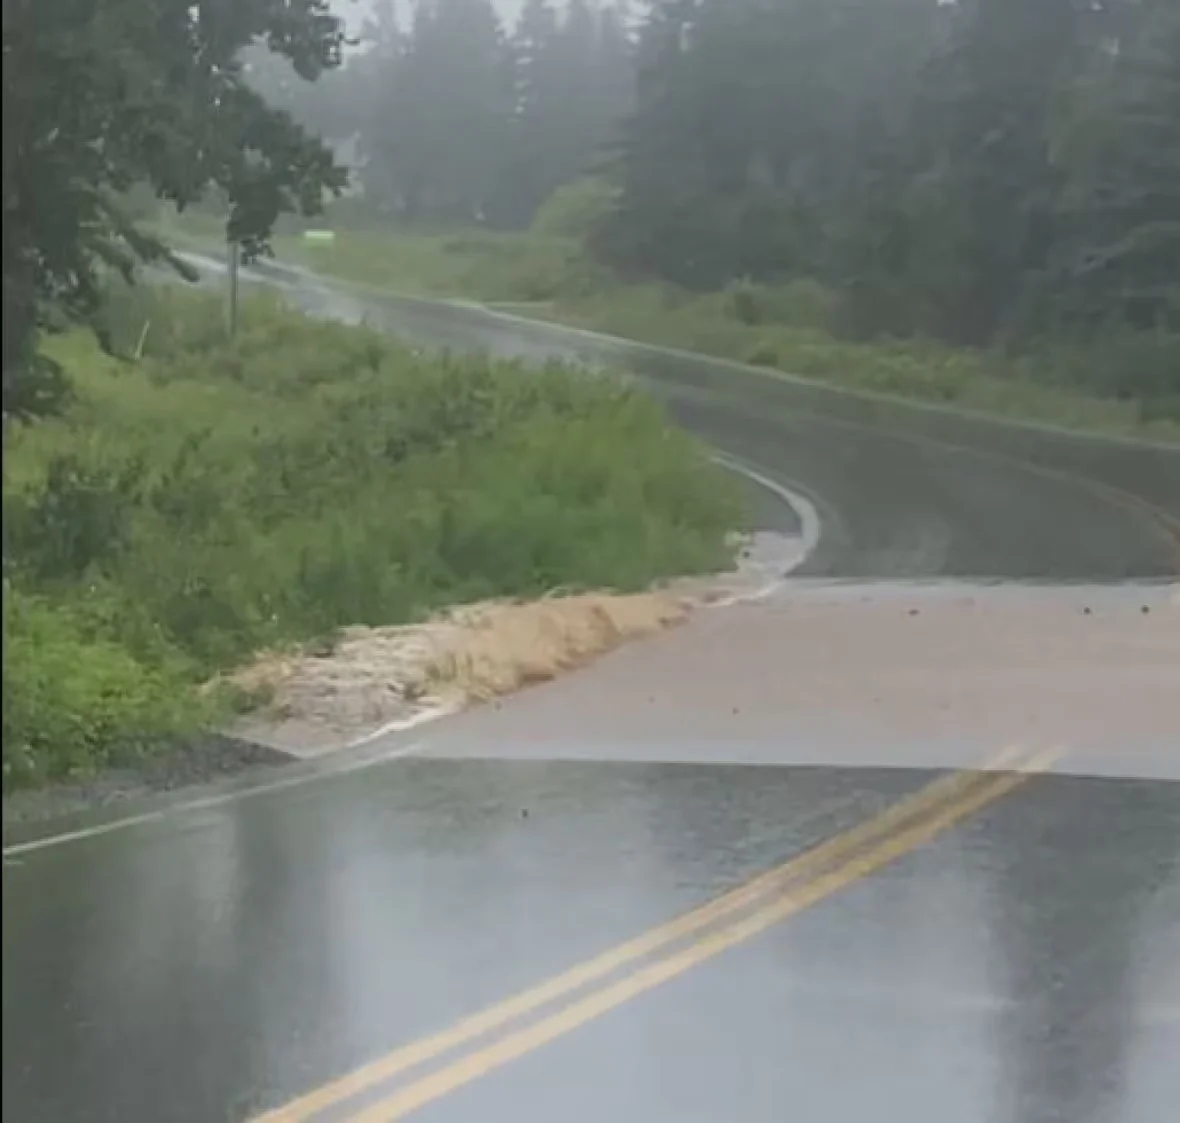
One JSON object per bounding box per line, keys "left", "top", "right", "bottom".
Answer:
{"left": 4, "top": 261, "right": 1179, "bottom": 1123}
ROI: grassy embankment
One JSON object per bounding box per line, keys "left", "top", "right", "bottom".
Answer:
{"left": 2, "top": 286, "right": 743, "bottom": 789}
{"left": 161, "top": 209, "right": 1179, "bottom": 442}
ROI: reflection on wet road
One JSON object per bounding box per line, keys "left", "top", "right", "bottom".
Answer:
{"left": 3, "top": 257, "right": 1178, "bottom": 1123}
{"left": 4, "top": 759, "right": 1178, "bottom": 1123}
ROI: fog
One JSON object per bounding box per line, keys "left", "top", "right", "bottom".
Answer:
{"left": 332, "top": 0, "right": 528, "bottom": 34}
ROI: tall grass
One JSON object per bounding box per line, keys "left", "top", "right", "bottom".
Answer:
{"left": 2, "top": 287, "right": 744, "bottom": 787}
{"left": 556, "top": 283, "right": 1180, "bottom": 439}
{"left": 218, "top": 219, "right": 1178, "bottom": 441}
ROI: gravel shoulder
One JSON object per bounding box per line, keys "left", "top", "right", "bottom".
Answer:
{"left": 1, "top": 735, "right": 292, "bottom": 827}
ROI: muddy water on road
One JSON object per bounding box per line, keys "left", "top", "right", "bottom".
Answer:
{"left": 414, "top": 579, "right": 1180, "bottom": 780}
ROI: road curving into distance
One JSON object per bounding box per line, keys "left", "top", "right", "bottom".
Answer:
{"left": 3, "top": 253, "right": 1178, "bottom": 1123}
{"left": 229, "top": 253, "right": 1180, "bottom": 583}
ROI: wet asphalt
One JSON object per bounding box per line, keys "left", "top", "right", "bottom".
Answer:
{"left": 3, "top": 260, "right": 1179, "bottom": 1123}
{"left": 4, "top": 763, "right": 1178, "bottom": 1123}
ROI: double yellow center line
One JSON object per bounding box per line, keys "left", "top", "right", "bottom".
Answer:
{"left": 252, "top": 744, "right": 1060, "bottom": 1123}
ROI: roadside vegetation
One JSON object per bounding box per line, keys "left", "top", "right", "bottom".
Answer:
{"left": 164, "top": 204, "right": 1180, "bottom": 443}
{"left": 2, "top": 288, "right": 743, "bottom": 788}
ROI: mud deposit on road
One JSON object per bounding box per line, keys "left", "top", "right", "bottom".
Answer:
{"left": 421, "top": 580, "right": 1180, "bottom": 778}
{"left": 227, "top": 530, "right": 797, "bottom": 758}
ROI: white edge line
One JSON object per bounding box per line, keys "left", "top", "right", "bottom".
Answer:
{"left": 3, "top": 741, "right": 429, "bottom": 858}
{"left": 711, "top": 454, "right": 823, "bottom": 564}
{"left": 708, "top": 454, "right": 822, "bottom": 606}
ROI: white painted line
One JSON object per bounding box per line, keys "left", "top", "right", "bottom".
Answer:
{"left": 712, "top": 453, "right": 822, "bottom": 565}
{"left": 708, "top": 453, "right": 823, "bottom": 605}
{"left": 2, "top": 740, "right": 429, "bottom": 859}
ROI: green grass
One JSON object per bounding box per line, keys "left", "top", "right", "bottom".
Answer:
{"left": 288, "top": 228, "right": 603, "bottom": 303}
{"left": 157, "top": 208, "right": 608, "bottom": 303}
{"left": 193, "top": 217, "right": 1178, "bottom": 443}
{"left": 547, "top": 285, "right": 1180, "bottom": 441}
{"left": 3, "top": 286, "right": 744, "bottom": 788}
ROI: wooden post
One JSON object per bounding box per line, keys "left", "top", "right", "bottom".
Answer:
{"left": 227, "top": 237, "right": 240, "bottom": 340}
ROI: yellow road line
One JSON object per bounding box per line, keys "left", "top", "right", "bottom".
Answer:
{"left": 250, "top": 744, "right": 1032, "bottom": 1123}
{"left": 347, "top": 746, "right": 1061, "bottom": 1122}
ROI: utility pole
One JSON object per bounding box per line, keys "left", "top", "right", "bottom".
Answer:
{"left": 227, "top": 236, "right": 240, "bottom": 340}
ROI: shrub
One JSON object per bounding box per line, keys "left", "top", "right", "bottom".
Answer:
{"left": 2, "top": 584, "right": 214, "bottom": 787}
{"left": 2, "top": 288, "right": 744, "bottom": 786}
{"left": 531, "top": 178, "right": 619, "bottom": 243}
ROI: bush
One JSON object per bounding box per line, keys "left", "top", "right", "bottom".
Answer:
{"left": 2, "top": 288, "right": 744, "bottom": 786}
{"left": 1025, "top": 330, "right": 1180, "bottom": 422}
{"left": 531, "top": 179, "right": 619, "bottom": 243}
{"left": 722, "top": 278, "right": 838, "bottom": 331}
{"left": 541, "top": 280, "right": 1179, "bottom": 440}
{"left": 2, "top": 584, "right": 215, "bottom": 788}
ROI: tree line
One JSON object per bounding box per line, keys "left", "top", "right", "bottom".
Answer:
{"left": 4, "top": 0, "right": 1178, "bottom": 423}
{"left": 245, "top": 0, "right": 635, "bottom": 228}
{"left": 603, "top": 0, "right": 1179, "bottom": 367}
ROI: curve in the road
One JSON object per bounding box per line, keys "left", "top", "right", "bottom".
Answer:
{"left": 209, "top": 253, "right": 1180, "bottom": 584}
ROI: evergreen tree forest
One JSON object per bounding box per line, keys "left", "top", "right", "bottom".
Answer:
{"left": 255, "top": 0, "right": 1178, "bottom": 408}
{"left": 5, "top": 0, "right": 1179, "bottom": 418}
{"left": 601, "top": 0, "right": 1180, "bottom": 366}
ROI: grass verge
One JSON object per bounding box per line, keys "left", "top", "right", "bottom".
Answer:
{"left": 2, "top": 286, "right": 744, "bottom": 789}
{"left": 195, "top": 217, "right": 1179, "bottom": 443}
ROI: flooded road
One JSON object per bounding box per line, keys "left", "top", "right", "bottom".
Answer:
{"left": 4, "top": 258, "right": 1178, "bottom": 1123}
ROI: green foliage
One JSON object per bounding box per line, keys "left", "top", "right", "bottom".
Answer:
{"left": 261, "top": 224, "right": 609, "bottom": 304}
{"left": 578, "top": 284, "right": 1179, "bottom": 437}
{"left": 531, "top": 179, "right": 620, "bottom": 243}
{"left": 720, "top": 279, "right": 839, "bottom": 332}
{"left": 2, "top": 289, "right": 743, "bottom": 787}
{"left": 301, "top": 0, "right": 636, "bottom": 228}
{"left": 600, "top": 0, "right": 939, "bottom": 288}
{"left": 2, "top": 0, "right": 348, "bottom": 421}
{"left": 2, "top": 584, "right": 216, "bottom": 789}
{"left": 163, "top": 0, "right": 1177, "bottom": 416}
{"left": 1050, "top": 0, "right": 1180, "bottom": 331}
{"left": 253, "top": 226, "right": 1176, "bottom": 439}
{"left": 596, "top": 0, "right": 1178, "bottom": 411}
